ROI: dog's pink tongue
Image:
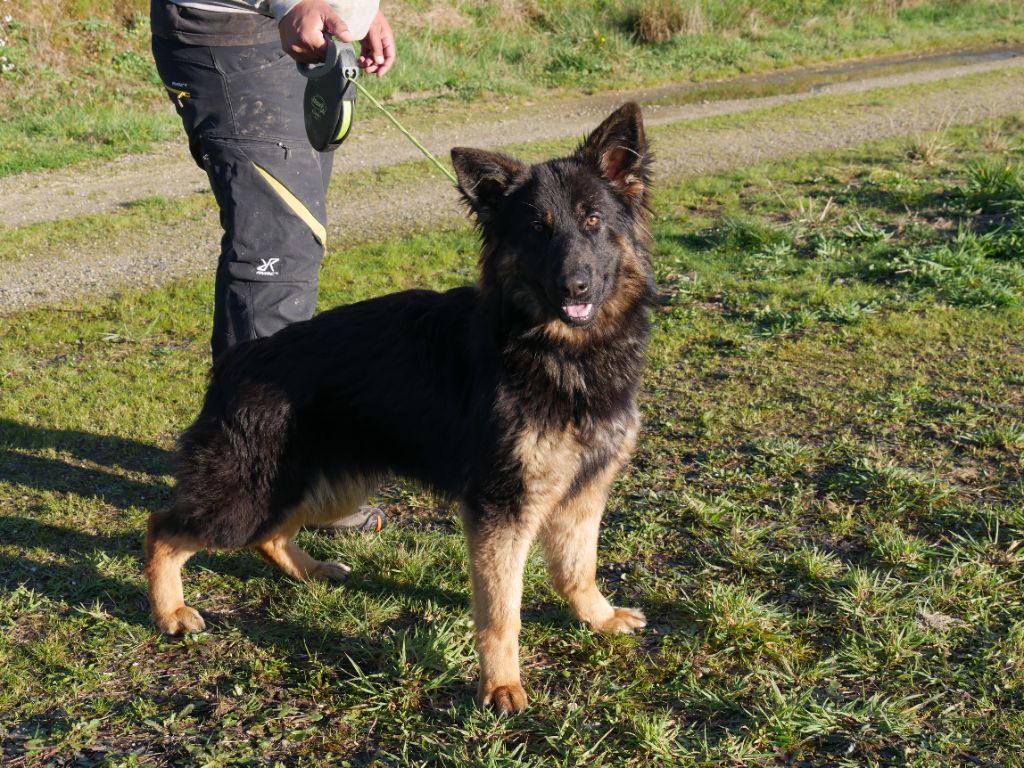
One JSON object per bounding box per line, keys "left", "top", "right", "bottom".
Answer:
{"left": 566, "top": 303, "right": 593, "bottom": 319}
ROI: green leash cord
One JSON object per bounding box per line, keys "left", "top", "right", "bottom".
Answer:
{"left": 346, "top": 75, "right": 460, "bottom": 187}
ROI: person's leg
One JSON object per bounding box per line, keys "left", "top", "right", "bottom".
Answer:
{"left": 152, "top": 30, "right": 383, "bottom": 532}
{"left": 151, "top": 34, "right": 331, "bottom": 359}
{"left": 203, "top": 130, "right": 330, "bottom": 358}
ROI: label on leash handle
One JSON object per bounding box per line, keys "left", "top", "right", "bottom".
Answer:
{"left": 297, "top": 38, "right": 358, "bottom": 153}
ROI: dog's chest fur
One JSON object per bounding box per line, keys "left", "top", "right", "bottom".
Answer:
{"left": 482, "top": 318, "right": 645, "bottom": 523}
{"left": 513, "top": 407, "right": 638, "bottom": 517}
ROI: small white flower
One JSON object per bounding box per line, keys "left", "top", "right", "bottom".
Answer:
{"left": 2, "top": 14, "right": 12, "bottom": 23}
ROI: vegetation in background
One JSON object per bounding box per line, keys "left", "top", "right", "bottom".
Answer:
{"left": 1, "top": 0, "right": 1023, "bottom": 175}
{"left": 2, "top": 116, "right": 1023, "bottom": 765}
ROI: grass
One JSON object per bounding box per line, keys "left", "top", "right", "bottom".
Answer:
{"left": 2, "top": 0, "right": 1024, "bottom": 175}
{"left": 2, "top": 117, "right": 1024, "bottom": 764}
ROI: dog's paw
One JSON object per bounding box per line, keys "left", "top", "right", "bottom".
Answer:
{"left": 312, "top": 561, "right": 351, "bottom": 582}
{"left": 478, "top": 682, "right": 528, "bottom": 714}
{"left": 156, "top": 605, "right": 206, "bottom": 635}
{"left": 593, "top": 606, "right": 646, "bottom": 634}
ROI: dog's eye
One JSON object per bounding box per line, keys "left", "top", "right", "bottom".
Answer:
{"left": 531, "top": 221, "right": 546, "bottom": 234}
{"left": 585, "top": 213, "right": 601, "bottom": 228}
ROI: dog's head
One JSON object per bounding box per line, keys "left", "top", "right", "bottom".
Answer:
{"left": 452, "top": 102, "right": 654, "bottom": 340}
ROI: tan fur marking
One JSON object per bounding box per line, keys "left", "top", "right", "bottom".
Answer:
{"left": 598, "top": 234, "right": 650, "bottom": 326}
{"left": 144, "top": 518, "right": 205, "bottom": 635}
{"left": 289, "top": 473, "right": 373, "bottom": 528}
{"left": 541, "top": 416, "right": 645, "bottom": 633}
{"left": 252, "top": 476, "right": 368, "bottom": 582}
{"left": 255, "top": 533, "right": 350, "bottom": 582}
{"left": 516, "top": 424, "right": 583, "bottom": 525}
{"left": 464, "top": 423, "right": 586, "bottom": 712}
{"left": 463, "top": 514, "right": 536, "bottom": 713}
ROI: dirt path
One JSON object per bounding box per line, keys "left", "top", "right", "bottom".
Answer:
{"left": 3, "top": 53, "right": 1022, "bottom": 229}
{"left": 2, "top": 55, "right": 1023, "bottom": 312}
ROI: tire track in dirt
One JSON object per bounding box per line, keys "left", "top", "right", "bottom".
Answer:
{"left": 1, "top": 57, "right": 1022, "bottom": 312}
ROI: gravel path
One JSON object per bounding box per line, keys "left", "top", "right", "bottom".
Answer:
{"left": 2, "top": 55, "right": 1023, "bottom": 312}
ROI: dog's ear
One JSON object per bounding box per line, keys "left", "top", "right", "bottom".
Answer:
{"left": 451, "top": 148, "right": 526, "bottom": 219}
{"left": 580, "top": 102, "right": 650, "bottom": 202}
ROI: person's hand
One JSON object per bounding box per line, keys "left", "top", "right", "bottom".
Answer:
{"left": 279, "top": 0, "right": 353, "bottom": 64}
{"left": 358, "top": 11, "right": 396, "bottom": 77}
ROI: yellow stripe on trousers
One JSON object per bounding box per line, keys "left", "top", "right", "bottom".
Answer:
{"left": 251, "top": 162, "right": 328, "bottom": 247}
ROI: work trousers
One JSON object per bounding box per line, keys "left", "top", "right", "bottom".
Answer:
{"left": 152, "top": 30, "right": 333, "bottom": 359}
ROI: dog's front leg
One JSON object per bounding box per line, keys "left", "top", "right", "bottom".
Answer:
{"left": 462, "top": 511, "right": 536, "bottom": 714}
{"left": 540, "top": 469, "right": 646, "bottom": 634}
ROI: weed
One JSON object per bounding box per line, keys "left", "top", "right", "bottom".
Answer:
{"left": 888, "top": 232, "right": 1024, "bottom": 308}
{"left": 960, "top": 160, "right": 1024, "bottom": 213}
{"left": 904, "top": 111, "right": 954, "bottom": 164}
{"left": 633, "top": 0, "right": 703, "bottom": 43}
{"left": 972, "top": 422, "right": 1024, "bottom": 450}
{"left": 979, "top": 123, "right": 1012, "bottom": 154}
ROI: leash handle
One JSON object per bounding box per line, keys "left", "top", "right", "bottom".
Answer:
{"left": 296, "top": 36, "right": 358, "bottom": 81}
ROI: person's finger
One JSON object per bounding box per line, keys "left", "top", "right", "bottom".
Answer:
{"left": 364, "top": 19, "right": 384, "bottom": 70}
{"left": 375, "top": 15, "right": 395, "bottom": 76}
{"left": 324, "top": 12, "right": 353, "bottom": 44}
{"left": 376, "top": 36, "right": 395, "bottom": 75}
{"left": 358, "top": 40, "right": 379, "bottom": 73}
{"left": 289, "top": 27, "right": 324, "bottom": 64}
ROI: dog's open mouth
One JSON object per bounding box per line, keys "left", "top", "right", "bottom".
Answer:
{"left": 561, "top": 302, "right": 595, "bottom": 326}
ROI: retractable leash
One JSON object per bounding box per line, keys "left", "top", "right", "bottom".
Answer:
{"left": 296, "top": 37, "right": 359, "bottom": 152}
{"left": 297, "top": 37, "right": 458, "bottom": 186}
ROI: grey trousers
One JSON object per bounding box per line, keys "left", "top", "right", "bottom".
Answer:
{"left": 152, "top": 32, "right": 333, "bottom": 360}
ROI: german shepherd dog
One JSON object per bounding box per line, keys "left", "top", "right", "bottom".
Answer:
{"left": 145, "top": 102, "right": 654, "bottom": 713}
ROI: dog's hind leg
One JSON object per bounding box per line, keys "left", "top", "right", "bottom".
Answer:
{"left": 145, "top": 511, "right": 206, "bottom": 635}
{"left": 540, "top": 468, "right": 646, "bottom": 635}
{"left": 255, "top": 530, "right": 351, "bottom": 582}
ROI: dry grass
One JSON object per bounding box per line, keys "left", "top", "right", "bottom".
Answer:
{"left": 905, "top": 130, "right": 950, "bottom": 164}
{"left": 635, "top": 0, "right": 705, "bottom": 43}
{"left": 874, "top": 0, "right": 930, "bottom": 17}
{"left": 979, "top": 124, "right": 1012, "bottom": 153}
{"left": 489, "top": 0, "right": 548, "bottom": 28}
{"left": 386, "top": 0, "right": 546, "bottom": 33}
{"left": 904, "top": 111, "right": 956, "bottom": 165}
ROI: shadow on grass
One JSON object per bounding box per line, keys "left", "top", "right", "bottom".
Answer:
{"left": 0, "top": 417, "right": 174, "bottom": 513}
{"left": 0, "top": 515, "right": 471, "bottom": 631}
{"left": 0, "top": 418, "right": 173, "bottom": 474}
{"left": 0, "top": 517, "right": 151, "bottom": 626}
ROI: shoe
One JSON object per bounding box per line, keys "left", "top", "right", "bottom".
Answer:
{"left": 315, "top": 505, "right": 386, "bottom": 533}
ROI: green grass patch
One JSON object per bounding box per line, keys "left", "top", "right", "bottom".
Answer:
{"left": 3, "top": 116, "right": 1024, "bottom": 764}
{"left": 1, "top": 0, "right": 1023, "bottom": 175}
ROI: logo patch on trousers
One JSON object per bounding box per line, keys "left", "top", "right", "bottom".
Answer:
{"left": 256, "top": 258, "right": 280, "bottom": 276}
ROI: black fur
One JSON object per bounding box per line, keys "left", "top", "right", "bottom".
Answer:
{"left": 156, "top": 102, "right": 655, "bottom": 547}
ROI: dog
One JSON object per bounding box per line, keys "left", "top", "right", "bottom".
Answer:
{"left": 144, "top": 102, "right": 655, "bottom": 713}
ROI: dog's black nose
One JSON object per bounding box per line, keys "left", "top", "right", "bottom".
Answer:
{"left": 559, "top": 271, "right": 590, "bottom": 300}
